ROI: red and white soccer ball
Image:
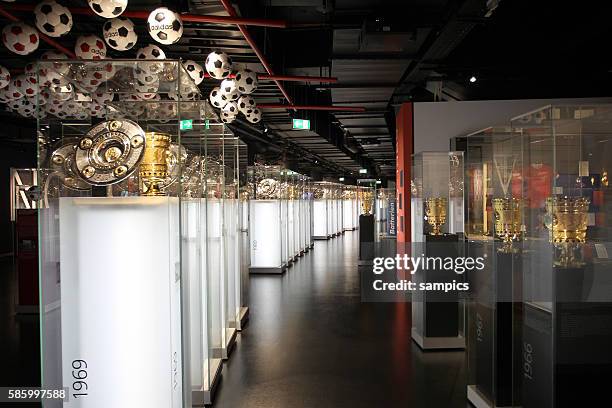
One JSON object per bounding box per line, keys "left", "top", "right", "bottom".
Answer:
{"left": 13, "top": 74, "right": 39, "bottom": 97}
{"left": 75, "top": 34, "right": 107, "bottom": 59}
{"left": 2, "top": 23, "right": 40, "bottom": 55}
{"left": 0, "top": 65, "right": 10, "bottom": 88}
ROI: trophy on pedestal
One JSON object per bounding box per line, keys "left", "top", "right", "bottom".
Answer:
{"left": 140, "top": 132, "right": 172, "bottom": 196}
{"left": 492, "top": 197, "right": 522, "bottom": 253}
{"left": 545, "top": 196, "right": 589, "bottom": 267}
{"left": 425, "top": 197, "right": 447, "bottom": 235}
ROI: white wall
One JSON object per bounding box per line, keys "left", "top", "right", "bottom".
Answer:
{"left": 413, "top": 98, "right": 612, "bottom": 153}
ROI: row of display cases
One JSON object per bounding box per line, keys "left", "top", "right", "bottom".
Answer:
{"left": 35, "top": 60, "right": 249, "bottom": 407}
{"left": 412, "top": 104, "right": 612, "bottom": 408}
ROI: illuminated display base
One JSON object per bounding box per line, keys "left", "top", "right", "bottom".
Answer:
{"left": 52, "top": 197, "right": 183, "bottom": 408}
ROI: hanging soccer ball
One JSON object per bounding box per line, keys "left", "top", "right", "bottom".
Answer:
{"left": 134, "top": 67, "right": 158, "bottom": 84}
{"left": 103, "top": 17, "right": 137, "bottom": 51}
{"left": 237, "top": 95, "right": 256, "bottom": 114}
{"left": 235, "top": 69, "right": 258, "bottom": 94}
{"left": 87, "top": 0, "right": 127, "bottom": 18}
{"left": 75, "top": 34, "right": 107, "bottom": 59}
{"left": 221, "top": 115, "right": 235, "bottom": 124}
{"left": 34, "top": 0, "right": 73, "bottom": 38}
{"left": 39, "top": 50, "right": 69, "bottom": 80}
{"left": 89, "top": 102, "right": 105, "bottom": 118}
{"left": 135, "top": 77, "right": 159, "bottom": 94}
{"left": 245, "top": 107, "right": 262, "bottom": 123}
{"left": 48, "top": 82, "right": 73, "bottom": 101}
{"left": 14, "top": 74, "right": 39, "bottom": 97}
{"left": 0, "top": 65, "right": 10, "bottom": 88}
{"left": 0, "top": 88, "right": 12, "bottom": 103}
{"left": 209, "top": 86, "right": 225, "bottom": 108}
{"left": 182, "top": 60, "right": 204, "bottom": 85}
{"left": 221, "top": 101, "right": 238, "bottom": 119}
{"left": 147, "top": 7, "right": 183, "bottom": 45}
{"left": 2, "top": 23, "right": 40, "bottom": 55}
{"left": 136, "top": 44, "right": 166, "bottom": 74}
{"left": 219, "top": 78, "right": 239, "bottom": 101}
{"left": 7, "top": 78, "right": 24, "bottom": 100}
{"left": 205, "top": 51, "right": 232, "bottom": 80}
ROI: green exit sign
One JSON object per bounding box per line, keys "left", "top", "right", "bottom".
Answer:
{"left": 180, "top": 119, "right": 193, "bottom": 130}
{"left": 292, "top": 118, "right": 310, "bottom": 130}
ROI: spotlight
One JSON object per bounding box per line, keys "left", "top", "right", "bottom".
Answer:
{"left": 339, "top": 177, "right": 345, "bottom": 181}
{"left": 264, "top": 127, "right": 268, "bottom": 133}
{"left": 469, "top": 75, "right": 477, "bottom": 83}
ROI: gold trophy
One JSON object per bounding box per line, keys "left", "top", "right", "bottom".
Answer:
{"left": 545, "top": 196, "right": 590, "bottom": 267}
{"left": 425, "top": 197, "right": 447, "bottom": 235}
{"left": 492, "top": 197, "right": 522, "bottom": 252}
{"left": 139, "top": 132, "right": 171, "bottom": 196}
{"left": 360, "top": 189, "right": 374, "bottom": 215}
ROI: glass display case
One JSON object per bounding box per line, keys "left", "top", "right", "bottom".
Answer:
{"left": 312, "top": 181, "right": 332, "bottom": 240}
{"left": 286, "top": 171, "right": 299, "bottom": 261}
{"left": 248, "top": 165, "right": 287, "bottom": 273}
{"left": 463, "top": 127, "right": 522, "bottom": 408}
{"left": 357, "top": 179, "right": 376, "bottom": 263}
{"left": 343, "top": 185, "right": 358, "bottom": 231}
{"left": 305, "top": 178, "right": 314, "bottom": 249}
{"left": 410, "top": 152, "right": 465, "bottom": 350}
{"left": 297, "top": 174, "right": 307, "bottom": 254}
{"left": 336, "top": 183, "right": 344, "bottom": 236}
{"left": 36, "top": 59, "right": 212, "bottom": 407}
{"left": 510, "top": 105, "right": 612, "bottom": 408}
{"left": 237, "top": 141, "right": 250, "bottom": 329}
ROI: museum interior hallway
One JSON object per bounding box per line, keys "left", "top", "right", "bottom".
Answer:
{"left": 212, "top": 231, "right": 467, "bottom": 408}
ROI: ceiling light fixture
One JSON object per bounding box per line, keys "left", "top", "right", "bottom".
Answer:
{"left": 469, "top": 75, "right": 477, "bottom": 83}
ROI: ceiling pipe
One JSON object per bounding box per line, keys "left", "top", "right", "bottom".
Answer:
{"left": 8, "top": 4, "right": 287, "bottom": 28}
{"left": 204, "top": 73, "right": 338, "bottom": 83}
{"left": 259, "top": 104, "right": 366, "bottom": 112}
{"left": 218, "top": 0, "right": 295, "bottom": 110}
{"left": 0, "top": 6, "right": 77, "bottom": 58}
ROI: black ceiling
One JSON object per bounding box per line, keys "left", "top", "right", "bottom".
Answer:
{"left": 1, "top": 0, "right": 612, "bottom": 180}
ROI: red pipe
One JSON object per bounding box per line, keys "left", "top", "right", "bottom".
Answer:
{"left": 8, "top": 4, "right": 287, "bottom": 28}
{"left": 204, "top": 73, "right": 338, "bottom": 83}
{"left": 219, "top": 0, "right": 296, "bottom": 109}
{"left": 259, "top": 104, "right": 366, "bottom": 112}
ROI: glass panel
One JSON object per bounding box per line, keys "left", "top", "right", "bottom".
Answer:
{"left": 37, "top": 59, "right": 201, "bottom": 407}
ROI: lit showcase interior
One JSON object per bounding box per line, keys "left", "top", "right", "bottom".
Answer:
{"left": 410, "top": 151, "right": 465, "bottom": 350}
{"left": 36, "top": 59, "right": 247, "bottom": 407}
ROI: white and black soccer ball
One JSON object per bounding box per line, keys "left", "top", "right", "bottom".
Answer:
{"left": 235, "top": 69, "right": 258, "bottom": 94}
{"left": 221, "top": 101, "right": 238, "bottom": 119}
{"left": 147, "top": 7, "right": 183, "bottom": 45}
{"left": 168, "top": 88, "right": 196, "bottom": 101}
{"left": 182, "top": 60, "right": 204, "bottom": 85}
{"left": 103, "top": 17, "right": 137, "bottom": 51}
{"left": 237, "top": 95, "right": 256, "bottom": 114}
{"left": 0, "top": 65, "right": 10, "bottom": 88}
{"left": 209, "top": 86, "right": 225, "bottom": 108}
{"left": 221, "top": 115, "right": 235, "bottom": 124}
{"left": 219, "top": 78, "right": 239, "bottom": 101}
{"left": 136, "top": 44, "right": 166, "bottom": 74}
{"left": 35, "top": 0, "right": 73, "bottom": 38}
{"left": 205, "top": 51, "right": 232, "bottom": 80}
{"left": 87, "top": 0, "right": 127, "bottom": 18}
{"left": 2, "top": 23, "right": 40, "bottom": 56}
{"left": 245, "top": 107, "right": 262, "bottom": 123}
{"left": 75, "top": 34, "right": 107, "bottom": 59}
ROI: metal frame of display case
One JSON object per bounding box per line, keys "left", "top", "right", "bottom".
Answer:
{"left": 463, "top": 127, "right": 522, "bottom": 408}
{"left": 510, "top": 105, "right": 612, "bottom": 408}
{"left": 410, "top": 151, "right": 466, "bottom": 350}
{"left": 35, "top": 59, "right": 240, "bottom": 407}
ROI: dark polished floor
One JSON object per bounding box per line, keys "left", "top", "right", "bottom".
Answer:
{"left": 213, "top": 231, "right": 468, "bottom": 408}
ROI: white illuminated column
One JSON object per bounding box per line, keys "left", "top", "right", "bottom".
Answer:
{"left": 50, "top": 197, "right": 183, "bottom": 408}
